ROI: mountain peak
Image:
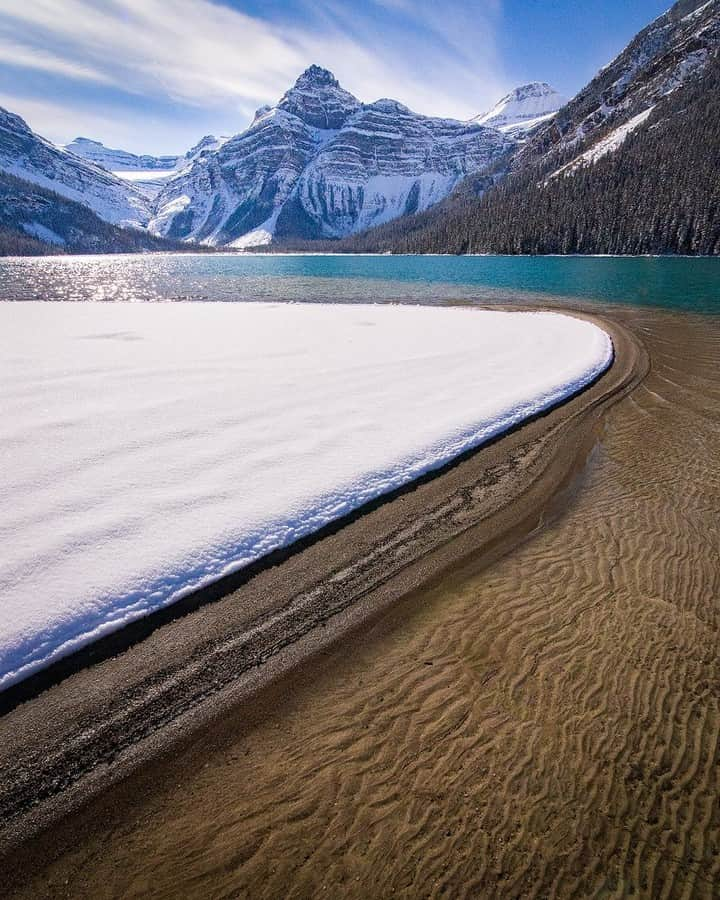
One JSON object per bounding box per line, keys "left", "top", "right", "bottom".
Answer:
{"left": 294, "top": 65, "right": 340, "bottom": 89}
{"left": 0, "top": 106, "right": 31, "bottom": 135}
{"left": 504, "top": 82, "right": 557, "bottom": 100}
{"left": 277, "top": 65, "right": 360, "bottom": 130}
{"left": 473, "top": 83, "right": 568, "bottom": 133}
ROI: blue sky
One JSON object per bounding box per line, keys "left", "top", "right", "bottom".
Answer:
{"left": 0, "top": 0, "right": 671, "bottom": 154}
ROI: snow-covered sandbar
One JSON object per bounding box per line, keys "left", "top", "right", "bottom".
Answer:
{"left": 0, "top": 302, "right": 612, "bottom": 690}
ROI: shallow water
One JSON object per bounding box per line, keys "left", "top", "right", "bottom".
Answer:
{"left": 1, "top": 253, "right": 719, "bottom": 312}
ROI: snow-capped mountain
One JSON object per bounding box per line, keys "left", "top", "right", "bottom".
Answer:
{"left": 0, "top": 108, "right": 150, "bottom": 227}
{"left": 473, "top": 83, "right": 568, "bottom": 134}
{"left": 62, "top": 137, "right": 179, "bottom": 173}
{"left": 518, "top": 0, "right": 720, "bottom": 174}
{"left": 149, "top": 66, "right": 515, "bottom": 246}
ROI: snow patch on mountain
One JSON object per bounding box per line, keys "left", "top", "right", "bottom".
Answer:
{"left": 21, "top": 221, "right": 65, "bottom": 245}
{"left": 549, "top": 105, "right": 656, "bottom": 178}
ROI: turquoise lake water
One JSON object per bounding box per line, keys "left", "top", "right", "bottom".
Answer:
{"left": 0, "top": 254, "right": 718, "bottom": 313}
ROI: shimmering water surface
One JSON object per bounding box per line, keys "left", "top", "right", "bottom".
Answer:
{"left": 0, "top": 253, "right": 718, "bottom": 312}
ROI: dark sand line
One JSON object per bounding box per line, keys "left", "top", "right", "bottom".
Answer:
{"left": 0, "top": 312, "right": 645, "bottom": 865}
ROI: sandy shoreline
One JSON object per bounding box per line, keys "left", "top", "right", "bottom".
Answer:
{"left": 0, "top": 310, "right": 643, "bottom": 866}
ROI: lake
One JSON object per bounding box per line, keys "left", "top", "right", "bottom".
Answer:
{"left": 0, "top": 253, "right": 718, "bottom": 313}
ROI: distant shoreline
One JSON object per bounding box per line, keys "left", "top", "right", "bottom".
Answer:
{"left": 2, "top": 248, "right": 719, "bottom": 259}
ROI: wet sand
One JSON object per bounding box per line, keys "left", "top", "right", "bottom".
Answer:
{"left": 2, "top": 302, "right": 719, "bottom": 898}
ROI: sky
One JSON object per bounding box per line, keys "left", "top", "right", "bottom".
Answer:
{"left": 0, "top": 0, "right": 673, "bottom": 154}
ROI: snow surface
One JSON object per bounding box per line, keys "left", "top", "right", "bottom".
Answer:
{"left": 498, "top": 111, "right": 558, "bottom": 135}
{"left": 113, "top": 169, "right": 178, "bottom": 182}
{"left": 21, "top": 222, "right": 65, "bottom": 246}
{"left": 0, "top": 302, "right": 613, "bottom": 690}
{"left": 228, "top": 212, "right": 280, "bottom": 248}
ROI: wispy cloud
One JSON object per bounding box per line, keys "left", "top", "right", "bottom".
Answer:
{"left": 0, "top": 0, "right": 509, "bottom": 151}
{"left": 0, "top": 37, "right": 112, "bottom": 83}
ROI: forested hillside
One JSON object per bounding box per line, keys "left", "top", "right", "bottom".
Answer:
{"left": 0, "top": 172, "right": 201, "bottom": 256}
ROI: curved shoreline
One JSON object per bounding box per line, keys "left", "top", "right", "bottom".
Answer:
{"left": 0, "top": 310, "right": 647, "bottom": 859}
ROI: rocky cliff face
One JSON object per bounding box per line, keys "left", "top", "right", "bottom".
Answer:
{"left": 275, "top": 65, "right": 361, "bottom": 130}
{"left": 278, "top": 99, "right": 514, "bottom": 240}
{"left": 0, "top": 108, "right": 150, "bottom": 227}
{"left": 150, "top": 66, "right": 514, "bottom": 246}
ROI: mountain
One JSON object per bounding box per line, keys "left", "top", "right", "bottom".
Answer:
{"left": 149, "top": 66, "right": 515, "bottom": 246}
{"left": 0, "top": 170, "right": 190, "bottom": 255}
{"left": 62, "top": 137, "right": 179, "bottom": 173}
{"left": 0, "top": 107, "right": 150, "bottom": 228}
{"left": 325, "top": 0, "right": 720, "bottom": 256}
{"left": 472, "top": 82, "right": 568, "bottom": 135}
